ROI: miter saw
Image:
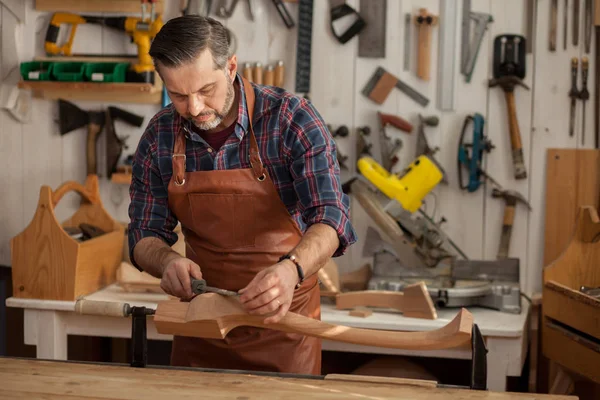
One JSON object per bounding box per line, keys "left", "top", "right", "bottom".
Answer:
{"left": 348, "top": 155, "right": 522, "bottom": 314}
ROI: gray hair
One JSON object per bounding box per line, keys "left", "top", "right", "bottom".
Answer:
{"left": 149, "top": 15, "right": 231, "bottom": 70}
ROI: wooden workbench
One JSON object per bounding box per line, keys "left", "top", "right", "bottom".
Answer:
{"left": 0, "top": 357, "right": 575, "bottom": 399}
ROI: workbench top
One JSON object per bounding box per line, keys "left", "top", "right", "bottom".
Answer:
{"left": 6, "top": 283, "right": 530, "bottom": 337}
{"left": 0, "top": 357, "right": 574, "bottom": 399}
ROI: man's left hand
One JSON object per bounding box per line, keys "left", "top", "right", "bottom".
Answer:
{"left": 238, "top": 261, "right": 297, "bottom": 324}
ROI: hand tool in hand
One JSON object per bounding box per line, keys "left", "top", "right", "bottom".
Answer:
{"left": 595, "top": 0, "right": 600, "bottom": 148}
{"left": 362, "top": 66, "right": 429, "bottom": 107}
{"left": 329, "top": 0, "right": 366, "bottom": 44}
{"left": 461, "top": 9, "right": 493, "bottom": 83}
{"left": 580, "top": 56, "right": 590, "bottom": 145}
{"left": 573, "top": 0, "right": 580, "bottom": 45}
{"left": 584, "top": 0, "right": 592, "bottom": 52}
{"left": 414, "top": 8, "right": 438, "bottom": 81}
{"left": 491, "top": 188, "right": 532, "bottom": 259}
{"left": 569, "top": 57, "right": 580, "bottom": 137}
{"left": 457, "top": 113, "right": 497, "bottom": 193}
{"left": 488, "top": 34, "right": 529, "bottom": 180}
{"left": 550, "top": 0, "right": 558, "bottom": 51}
{"left": 191, "top": 279, "right": 240, "bottom": 297}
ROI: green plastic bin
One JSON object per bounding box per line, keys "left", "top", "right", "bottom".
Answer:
{"left": 84, "top": 62, "right": 129, "bottom": 83}
{"left": 51, "top": 62, "right": 86, "bottom": 82}
{"left": 20, "top": 61, "right": 54, "bottom": 81}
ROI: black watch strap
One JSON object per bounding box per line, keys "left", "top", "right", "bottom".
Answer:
{"left": 279, "top": 253, "right": 304, "bottom": 288}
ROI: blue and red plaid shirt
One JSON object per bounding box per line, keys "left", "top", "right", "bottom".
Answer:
{"left": 128, "top": 74, "right": 357, "bottom": 267}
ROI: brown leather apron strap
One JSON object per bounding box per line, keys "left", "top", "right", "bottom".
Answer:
{"left": 241, "top": 77, "right": 266, "bottom": 181}
{"left": 173, "top": 126, "right": 187, "bottom": 186}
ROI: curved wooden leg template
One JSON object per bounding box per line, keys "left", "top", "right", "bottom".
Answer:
{"left": 335, "top": 282, "right": 437, "bottom": 320}
{"left": 154, "top": 294, "right": 472, "bottom": 351}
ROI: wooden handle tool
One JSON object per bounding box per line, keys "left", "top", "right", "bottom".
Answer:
{"left": 253, "top": 62, "right": 263, "bottom": 84}
{"left": 414, "top": 8, "right": 438, "bottom": 81}
{"left": 75, "top": 299, "right": 133, "bottom": 317}
{"left": 242, "top": 63, "right": 253, "bottom": 82}
{"left": 378, "top": 112, "right": 413, "bottom": 133}
{"left": 263, "top": 65, "right": 274, "bottom": 86}
{"left": 274, "top": 60, "right": 285, "bottom": 87}
{"left": 86, "top": 122, "right": 103, "bottom": 176}
{"left": 154, "top": 294, "right": 472, "bottom": 350}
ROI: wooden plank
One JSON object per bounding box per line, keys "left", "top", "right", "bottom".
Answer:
{"left": 0, "top": 357, "right": 577, "bottom": 399}
{"left": 324, "top": 373, "right": 438, "bottom": 387}
{"left": 17, "top": 80, "right": 162, "bottom": 104}
{"left": 544, "top": 281, "right": 600, "bottom": 340}
{"left": 542, "top": 318, "right": 600, "bottom": 384}
{"left": 35, "top": 0, "right": 164, "bottom": 14}
{"left": 542, "top": 149, "right": 600, "bottom": 267}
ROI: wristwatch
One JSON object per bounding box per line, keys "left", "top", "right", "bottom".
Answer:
{"left": 279, "top": 253, "right": 304, "bottom": 288}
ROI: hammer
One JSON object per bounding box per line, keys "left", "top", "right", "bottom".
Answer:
{"left": 488, "top": 75, "right": 530, "bottom": 180}
{"left": 491, "top": 188, "right": 532, "bottom": 259}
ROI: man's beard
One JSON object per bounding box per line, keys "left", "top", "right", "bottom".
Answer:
{"left": 191, "top": 74, "right": 235, "bottom": 131}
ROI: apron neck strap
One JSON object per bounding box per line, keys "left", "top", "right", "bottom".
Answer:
{"left": 172, "top": 76, "right": 266, "bottom": 184}
{"left": 242, "top": 77, "right": 266, "bottom": 180}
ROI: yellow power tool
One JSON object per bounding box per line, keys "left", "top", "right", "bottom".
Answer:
{"left": 44, "top": 12, "right": 164, "bottom": 82}
{"left": 357, "top": 155, "right": 443, "bottom": 213}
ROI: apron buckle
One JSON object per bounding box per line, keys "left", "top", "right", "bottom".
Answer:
{"left": 173, "top": 153, "right": 187, "bottom": 186}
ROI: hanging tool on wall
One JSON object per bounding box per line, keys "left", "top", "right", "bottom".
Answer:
{"left": 181, "top": 0, "right": 212, "bottom": 16}
{"left": 584, "top": 0, "right": 592, "bottom": 53}
{"left": 457, "top": 113, "right": 498, "bottom": 193}
{"left": 415, "top": 114, "right": 447, "bottom": 183}
{"left": 569, "top": 57, "right": 580, "bottom": 138}
{"left": 438, "top": 0, "right": 458, "bottom": 110}
{"left": 525, "top": 0, "right": 535, "bottom": 53}
{"left": 329, "top": 0, "right": 366, "bottom": 44}
{"left": 573, "top": 0, "right": 580, "bottom": 46}
{"left": 549, "top": 0, "right": 558, "bottom": 51}
{"left": 492, "top": 188, "right": 532, "bottom": 259}
{"left": 377, "top": 112, "right": 412, "bottom": 171}
{"left": 272, "top": 0, "right": 295, "bottom": 28}
{"left": 580, "top": 56, "right": 590, "bottom": 145}
{"left": 216, "top": 0, "right": 254, "bottom": 20}
{"left": 564, "top": 0, "right": 568, "bottom": 50}
{"left": 295, "top": 0, "right": 312, "bottom": 96}
{"left": 356, "top": 126, "right": 373, "bottom": 168}
{"left": 488, "top": 34, "right": 529, "bottom": 180}
{"left": 460, "top": 5, "right": 493, "bottom": 83}
{"left": 362, "top": 66, "right": 429, "bottom": 107}
{"left": 44, "top": 11, "right": 164, "bottom": 83}
{"left": 105, "top": 106, "right": 145, "bottom": 179}
{"left": 414, "top": 8, "right": 438, "bottom": 81}
{"left": 358, "top": 0, "right": 386, "bottom": 57}
{"left": 595, "top": 0, "right": 600, "bottom": 148}
{"left": 404, "top": 13, "right": 411, "bottom": 71}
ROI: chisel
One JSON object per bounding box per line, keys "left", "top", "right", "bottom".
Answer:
{"left": 191, "top": 279, "right": 240, "bottom": 297}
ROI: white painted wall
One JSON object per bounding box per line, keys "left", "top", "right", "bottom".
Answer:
{"left": 0, "top": 0, "right": 595, "bottom": 297}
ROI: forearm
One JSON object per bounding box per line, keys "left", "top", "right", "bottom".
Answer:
{"left": 286, "top": 223, "right": 340, "bottom": 280}
{"left": 132, "top": 237, "right": 182, "bottom": 279}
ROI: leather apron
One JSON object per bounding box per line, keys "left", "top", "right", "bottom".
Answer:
{"left": 166, "top": 77, "right": 321, "bottom": 375}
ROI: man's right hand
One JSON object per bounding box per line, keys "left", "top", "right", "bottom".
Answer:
{"left": 160, "top": 256, "right": 203, "bottom": 300}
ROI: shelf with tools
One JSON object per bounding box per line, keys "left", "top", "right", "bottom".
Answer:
{"left": 18, "top": 57, "right": 163, "bottom": 104}
{"left": 34, "top": 0, "right": 164, "bottom": 13}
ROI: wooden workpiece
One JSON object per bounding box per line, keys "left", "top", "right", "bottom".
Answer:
{"left": 414, "top": 8, "right": 438, "bottom": 81}
{"left": 35, "top": 0, "right": 164, "bottom": 13}
{"left": 0, "top": 357, "right": 576, "bottom": 399}
{"left": 335, "top": 282, "right": 437, "bottom": 320}
{"left": 153, "top": 293, "right": 471, "bottom": 351}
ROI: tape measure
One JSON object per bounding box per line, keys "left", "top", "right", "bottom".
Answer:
{"left": 358, "top": 0, "right": 387, "bottom": 58}
{"left": 295, "top": 0, "right": 313, "bottom": 95}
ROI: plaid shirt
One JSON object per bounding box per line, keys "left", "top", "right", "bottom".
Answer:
{"left": 128, "top": 74, "right": 357, "bottom": 267}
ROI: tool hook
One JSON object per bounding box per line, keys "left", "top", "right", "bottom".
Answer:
{"left": 216, "top": 0, "right": 239, "bottom": 18}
